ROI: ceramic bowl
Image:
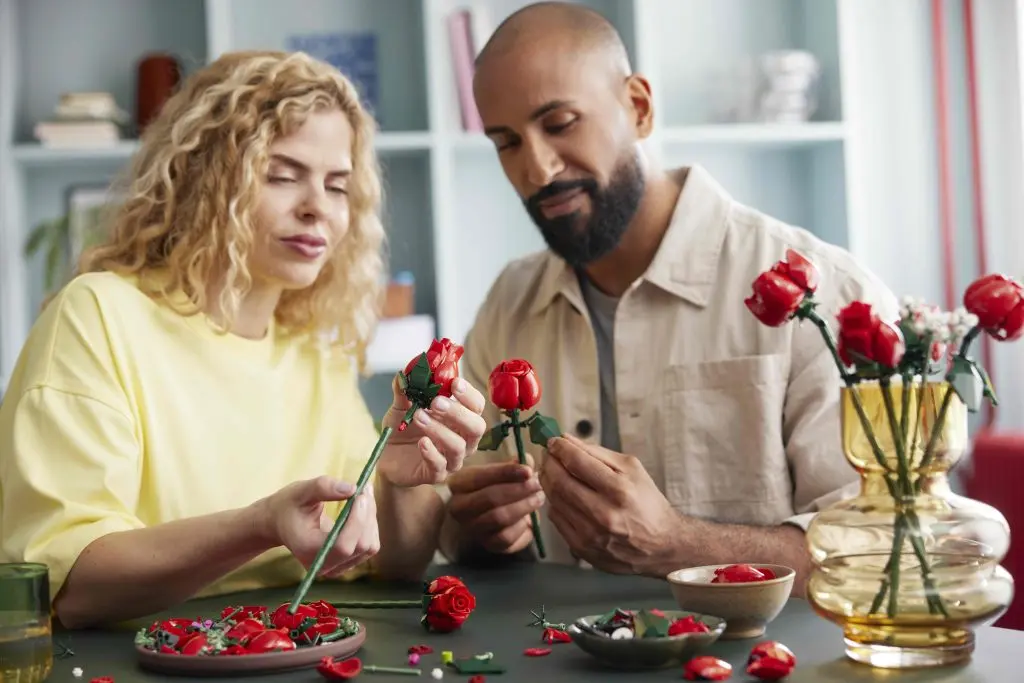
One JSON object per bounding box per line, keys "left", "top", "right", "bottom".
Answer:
{"left": 666, "top": 564, "right": 795, "bottom": 640}
{"left": 566, "top": 610, "right": 726, "bottom": 670}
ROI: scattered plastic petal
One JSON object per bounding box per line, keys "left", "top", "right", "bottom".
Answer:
{"left": 746, "top": 641, "right": 797, "bottom": 680}
{"left": 409, "top": 652, "right": 421, "bottom": 666}
{"left": 668, "top": 615, "right": 711, "bottom": 636}
{"left": 409, "top": 644, "right": 434, "bottom": 655}
{"left": 431, "top": 667, "right": 444, "bottom": 680}
{"left": 441, "top": 650, "right": 454, "bottom": 665}
{"left": 711, "top": 564, "right": 773, "bottom": 583}
{"left": 611, "top": 627, "right": 633, "bottom": 640}
{"left": 542, "top": 627, "right": 572, "bottom": 644}
{"left": 468, "top": 677, "right": 486, "bottom": 683}
{"left": 684, "top": 655, "right": 733, "bottom": 681}
{"left": 89, "top": 679, "right": 115, "bottom": 683}
{"left": 523, "top": 647, "right": 552, "bottom": 657}
{"left": 72, "top": 668, "right": 83, "bottom": 678}
{"left": 317, "top": 656, "right": 363, "bottom": 680}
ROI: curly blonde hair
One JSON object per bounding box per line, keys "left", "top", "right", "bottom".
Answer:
{"left": 79, "top": 50, "right": 386, "bottom": 371}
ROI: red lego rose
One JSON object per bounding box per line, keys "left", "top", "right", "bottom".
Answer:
{"left": 403, "top": 337, "right": 464, "bottom": 397}
{"left": 744, "top": 249, "right": 820, "bottom": 327}
{"left": 488, "top": 359, "right": 543, "bottom": 411}
{"left": 421, "top": 575, "right": 476, "bottom": 633}
{"left": 837, "top": 301, "right": 905, "bottom": 368}
{"left": 964, "top": 273, "right": 1024, "bottom": 341}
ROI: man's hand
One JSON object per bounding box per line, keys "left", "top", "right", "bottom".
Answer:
{"left": 539, "top": 434, "right": 683, "bottom": 575}
{"left": 446, "top": 456, "right": 545, "bottom": 554}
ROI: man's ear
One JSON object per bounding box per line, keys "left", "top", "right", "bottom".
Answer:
{"left": 626, "top": 74, "right": 655, "bottom": 139}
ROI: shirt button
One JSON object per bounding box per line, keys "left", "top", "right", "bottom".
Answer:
{"left": 575, "top": 420, "right": 593, "bottom": 438}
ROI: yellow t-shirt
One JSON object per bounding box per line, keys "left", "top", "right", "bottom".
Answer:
{"left": 0, "top": 271, "right": 381, "bottom": 603}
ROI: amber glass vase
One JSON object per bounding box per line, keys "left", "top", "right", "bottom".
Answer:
{"left": 805, "top": 380, "right": 1013, "bottom": 669}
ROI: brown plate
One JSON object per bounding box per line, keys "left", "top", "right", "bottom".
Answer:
{"left": 136, "top": 624, "right": 366, "bottom": 676}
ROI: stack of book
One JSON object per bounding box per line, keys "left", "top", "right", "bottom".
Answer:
{"left": 33, "top": 92, "right": 127, "bottom": 148}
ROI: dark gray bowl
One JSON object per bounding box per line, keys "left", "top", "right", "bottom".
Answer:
{"left": 566, "top": 610, "right": 726, "bottom": 670}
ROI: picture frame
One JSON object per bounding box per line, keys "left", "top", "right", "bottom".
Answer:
{"left": 64, "top": 183, "right": 121, "bottom": 264}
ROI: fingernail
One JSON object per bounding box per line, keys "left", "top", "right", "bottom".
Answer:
{"left": 433, "top": 396, "right": 450, "bottom": 412}
{"left": 415, "top": 410, "right": 431, "bottom": 425}
{"left": 534, "top": 492, "right": 546, "bottom": 506}
{"left": 336, "top": 481, "right": 356, "bottom": 496}
{"left": 453, "top": 378, "right": 466, "bottom": 394}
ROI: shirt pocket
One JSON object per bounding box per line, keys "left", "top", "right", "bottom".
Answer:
{"left": 653, "top": 355, "right": 790, "bottom": 521}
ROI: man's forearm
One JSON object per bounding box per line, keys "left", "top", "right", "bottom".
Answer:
{"left": 372, "top": 475, "right": 446, "bottom": 581}
{"left": 55, "top": 504, "right": 275, "bottom": 628}
{"left": 650, "top": 517, "right": 813, "bottom": 597}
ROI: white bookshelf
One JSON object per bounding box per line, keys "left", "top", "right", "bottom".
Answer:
{"left": 0, "top": 0, "right": 950, "bottom": 408}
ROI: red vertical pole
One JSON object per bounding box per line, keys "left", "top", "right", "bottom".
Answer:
{"left": 932, "top": 0, "right": 957, "bottom": 315}
{"left": 962, "top": 0, "right": 995, "bottom": 426}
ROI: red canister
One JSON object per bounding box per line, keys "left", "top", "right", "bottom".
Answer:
{"left": 136, "top": 53, "right": 181, "bottom": 132}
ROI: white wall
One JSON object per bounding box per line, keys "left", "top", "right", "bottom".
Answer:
{"left": 974, "top": 0, "right": 1024, "bottom": 430}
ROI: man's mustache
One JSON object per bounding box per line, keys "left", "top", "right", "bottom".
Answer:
{"left": 526, "top": 179, "right": 597, "bottom": 212}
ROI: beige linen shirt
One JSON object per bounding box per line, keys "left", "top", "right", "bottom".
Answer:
{"left": 457, "top": 165, "right": 898, "bottom": 566}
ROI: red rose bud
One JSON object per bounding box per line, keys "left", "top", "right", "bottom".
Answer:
{"left": 403, "top": 338, "right": 465, "bottom": 397}
{"left": 684, "top": 655, "right": 733, "bottom": 681}
{"left": 774, "top": 248, "right": 820, "bottom": 292}
{"left": 225, "top": 617, "right": 266, "bottom": 643}
{"left": 177, "top": 633, "right": 209, "bottom": 656}
{"left": 308, "top": 599, "right": 338, "bottom": 618}
{"left": 422, "top": 577, "right": 476, "bottom": 632}
{"left": 488, "top": 358, "right": 543, "bottom": 411}
{"left": 244, "top": 629, "right": 296, "bottom": 653}
{"left": 746, "top": 641, "right": 797, "bottom": 680}
{"left": 837, "top": 302, "right": 905, "bottom": 368}
{"left": 964, "top": 273, "right": 1024, "bottom": 341}
{"left": 426, "top": 575, "right": 466, "bottom": 593}
{"left": 270, "top": 603, "right": 317, "bottom": 631}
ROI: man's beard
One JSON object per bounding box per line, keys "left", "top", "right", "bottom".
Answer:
{"left": 524, "top": 151, "right": 645, "bottom": 268}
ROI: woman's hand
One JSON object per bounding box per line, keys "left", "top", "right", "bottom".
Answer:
{"left": 377, "top": 376, "right": 488, "bottom": 487}
{"left": 256, "top": 475, "right": 379, "bottom": 578}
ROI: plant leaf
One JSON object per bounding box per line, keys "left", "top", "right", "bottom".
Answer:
{"left": 949, "top": 356, "right": 983, "bottom": 412}
{"left": 396, "top": 371, "right": 408, "bottom": 392}
{"left": 478, "top": 424, "right": 508, "bottom": 451}
{"left": 45, "top": 232, "right": 65, "bottom": 293}
{"left": 409, "top": 353, "right": 431, "bottom": 390}
{"left": 972, "top": 359, "right": 999, "bottom": 406}
{"left": 528, "top": 414, "right": 562, "bottom": 446}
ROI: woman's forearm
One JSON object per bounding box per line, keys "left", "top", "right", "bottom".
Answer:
{"left": 371, "top": 474, "right": 445, "bottom": 582}
{"left": 54, "top": 502, "right": 275, "bottom": 628}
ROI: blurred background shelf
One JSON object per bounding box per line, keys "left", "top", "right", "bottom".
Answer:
{"left": 2, "top": 0, "right": 1020, "bottom": 425}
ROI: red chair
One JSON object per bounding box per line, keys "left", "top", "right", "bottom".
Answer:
{"left": 961, "top": 429, "right": 1024, "bottom": 630}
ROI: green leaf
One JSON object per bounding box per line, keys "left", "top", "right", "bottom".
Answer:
{"left": 528, "top": 413, "right": 562, "bottom": 446}
{"left": 634, "top": 609, "right": 669, "bottom": 639}
{"left": 408, "top": 353, "right": 431, "bottom": 390}
{"left": 974, "top": 360, "right": 1000, "bottom": 406}
{"left": 949, "top": 356, "right": 984, "bottom": 412}
{"left": 478, "top": 423, "right": 508, "bottom": 451}
{"left": 396, "top": 371, "right": 408, "bottom": 392}
{"left": 45, "top": 232, "right": 65, "bottom": 293}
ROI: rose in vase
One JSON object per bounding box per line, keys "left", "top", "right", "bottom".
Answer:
{"left": 744, "top": 250, "right": 1019, "bottom": 658}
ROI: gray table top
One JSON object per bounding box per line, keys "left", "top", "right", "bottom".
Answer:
{"left": 50, "top": 563, "right": 1019, "bottom": 682}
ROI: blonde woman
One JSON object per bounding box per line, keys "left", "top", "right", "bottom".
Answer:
{"left": 0, "top": 51, "right": 487, "bottom": 629}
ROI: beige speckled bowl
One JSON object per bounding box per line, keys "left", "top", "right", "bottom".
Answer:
{"left": 666, "top": 564, "right": 795, "bottom": 640}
